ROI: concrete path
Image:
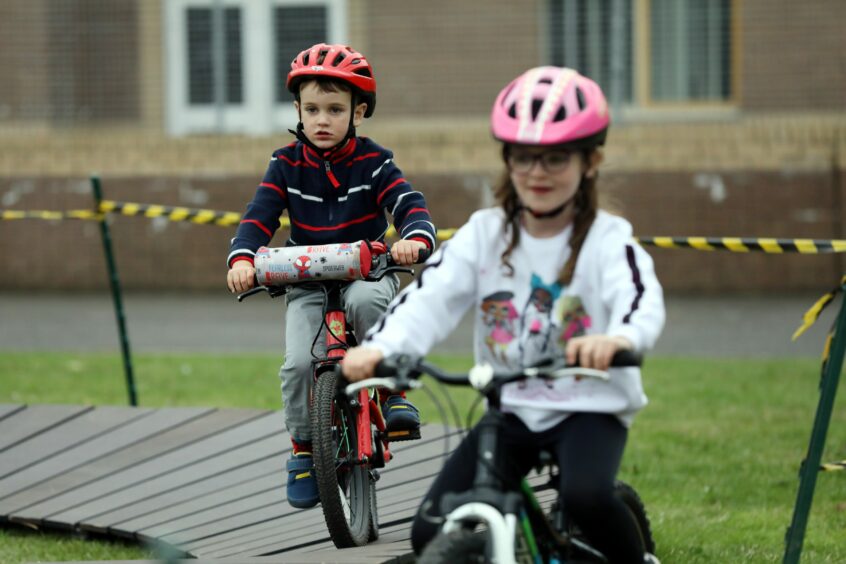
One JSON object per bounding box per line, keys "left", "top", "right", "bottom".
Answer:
{"left": 0, "top": 291, "right": 837, "bottom": 358}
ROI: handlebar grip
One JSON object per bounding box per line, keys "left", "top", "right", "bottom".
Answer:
{"left": 415, "top": 247, "right": 431, "bottom": 264}
{"left": 609, "top": 350, "right": 642, "bottom": 367}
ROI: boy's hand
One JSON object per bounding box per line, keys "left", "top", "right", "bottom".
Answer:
{"left": 227, "top": 261, "right": 256, "bottom": 293}
{"left": 342, "top": 346, "right": 384, "bottom": 382}
{"left": 391, "top": 239, "right": 427, "bottom": 266}
{"left": 565, "top": 335, "right": 633, "bottom": 370}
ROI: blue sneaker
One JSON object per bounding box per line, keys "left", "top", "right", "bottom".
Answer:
{"left": 382, "top": 395, "right": 421, "bottom": 441}
{"left": 286, "top": 453, "right": 319, "bottom": 509}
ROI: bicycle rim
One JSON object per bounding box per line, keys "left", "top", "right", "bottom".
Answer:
{"left": 312, "top": 368, "right": 371, "bottom": 547}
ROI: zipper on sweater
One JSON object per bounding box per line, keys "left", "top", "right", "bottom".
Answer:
{"left": 324, "top": 160, "right": 340, "bottom": 189}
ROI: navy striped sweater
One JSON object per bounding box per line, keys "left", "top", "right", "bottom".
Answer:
{"left": 227, "top": 137, "right": 436, "bottom": 267}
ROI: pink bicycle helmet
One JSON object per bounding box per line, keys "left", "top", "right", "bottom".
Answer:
{"left": 491, "top": 66, "right": 609, "bottom": 148}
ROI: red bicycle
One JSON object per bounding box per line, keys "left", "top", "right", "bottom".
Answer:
{"left": 238, "top": 240, "right": 427, "bottom": 547}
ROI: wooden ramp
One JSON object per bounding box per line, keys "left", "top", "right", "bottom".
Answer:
{"left": 0, "top": 403, "right": 462, "bottom": 563}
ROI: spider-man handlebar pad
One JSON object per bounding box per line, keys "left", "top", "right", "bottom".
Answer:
{"left": 254, "top": 241, "right": 429, "bottom": 285}
{"left": 254, "top": 242, "right": 370, "bottom": 284}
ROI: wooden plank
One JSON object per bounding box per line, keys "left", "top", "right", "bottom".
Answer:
{"left": 34, "top": 417, "right": 286, "bottom": 527}
{"left": 94, "top": 457, "right": 281, "bottom": 535}
{"left": 0, "top": 409, "right": 267, "bottom": 523}
{"left": 0, "top": 404, "right": 25, "bottom": 423}
{"left": 101, "top": 467, "right": 282, "bottom": 537}
{"left": 193, "top": 444, "right": 449, "bottom": 557}
{"left": 182, "top": 425, "right": 457, "bottom": 556}
{"left": 0, "top": 406, "right": 154, "bottom": 479}
{"left": 0, "top": 407, "right": 211, "bottom": 500}
{"left": 0, "top": 404, "right": 91, "bottom": 452}
{"left": 0, "top": 408, "right": 265, "bottom": 518}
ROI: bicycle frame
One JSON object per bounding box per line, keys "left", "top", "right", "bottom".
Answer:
{"left": 316, "top": 281, "right": 392, "bottom": 465}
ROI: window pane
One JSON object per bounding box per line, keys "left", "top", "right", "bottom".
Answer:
{"left": 187, "top": 6, "right": 243, "bottom": 105}
{"left": 187, "top": 8, "right": 213, "bottom": 104}
{"left": 275, "top": 6, "right": 328, "bottom": 103}
{"left": 651, "top": 0, "right": 731, "bottom": 101}
{"left": 548, "top": 0, "right": 632, "bottom": 104}
{"left": 224, "top": 7, "right": 243, "bottom": 104}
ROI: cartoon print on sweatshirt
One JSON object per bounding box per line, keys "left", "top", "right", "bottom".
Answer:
{"left": 557, "top": 295, "right": 592, "bottom": 345}
{"left": 480, "top": 291, "right": 518, "bottom": 363}
{"left": 518, "top": 274, "right": 563, "bottom": 365}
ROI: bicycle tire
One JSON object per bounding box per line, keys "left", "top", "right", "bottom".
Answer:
{"left": 418, "top": 529, "right": 487, "bottom": 564}
{"left": 615, "top": 480, "right": 656, "bottom": 555}
{"left": 311, "top": 367, "right": 371, "bottom": 547}
{"left": 556, "top": 480, "right": 655, "bottom": 561}
{"left": 367, "top": 471, "right": 379, "bottom": 542}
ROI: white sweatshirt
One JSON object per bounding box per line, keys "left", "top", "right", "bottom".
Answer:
{"left": 365, "top": 208, "right": 665, "bottom": 430}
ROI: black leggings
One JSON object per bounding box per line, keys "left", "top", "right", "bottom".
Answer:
{"left": 410, "top": 412, "right": 645, "bottom": 563}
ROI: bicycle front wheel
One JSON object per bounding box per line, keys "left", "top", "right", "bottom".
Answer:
{"left": 311, "top": 367, "right": 372, "bottom": 547}
{"left": 418, "top": 529, "right": 487, "bottom": 564}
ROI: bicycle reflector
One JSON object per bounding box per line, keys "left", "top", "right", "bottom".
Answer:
{"left": 254, "top": 241, "right": 370, "bottom": 284}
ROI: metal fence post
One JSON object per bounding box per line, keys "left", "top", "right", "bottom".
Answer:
{"left": 91, "top": 175, "right": 138, "bottom": 407}
{"left": 783, "top": 283, "right": 846, "bottom": 563}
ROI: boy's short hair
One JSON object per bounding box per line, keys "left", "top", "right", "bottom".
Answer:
{"left": 297, "top": 76, "right": 352, "bottom": 97}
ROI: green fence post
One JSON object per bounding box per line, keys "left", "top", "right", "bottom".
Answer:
{"left": 783, "top": 282, "right": 846, "bottom": 563}
{"left": 91, "top": 175, "right": 138, "bottom": 407}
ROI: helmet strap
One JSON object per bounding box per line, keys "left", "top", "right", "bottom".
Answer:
{"left": 519, "top": 192, "right": 577, "bottom": 220}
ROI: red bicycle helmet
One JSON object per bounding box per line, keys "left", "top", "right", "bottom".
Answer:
{"left": 286, "top": 43, "right": 377, "bottom": 117}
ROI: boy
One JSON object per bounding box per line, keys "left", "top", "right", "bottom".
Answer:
{"left": 226, "top": 43, "right": 435, "bottom": 509}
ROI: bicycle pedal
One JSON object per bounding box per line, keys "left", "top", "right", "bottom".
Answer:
{"left": 384, "top": 428, "right": 421, "bottom": 442}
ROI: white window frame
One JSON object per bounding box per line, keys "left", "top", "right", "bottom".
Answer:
{"left": 164, "top": 0, "right": 347, "bottom": 136}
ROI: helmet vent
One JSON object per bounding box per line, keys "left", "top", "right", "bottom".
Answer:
{"left": 302, "top": 53, "right": 310, "bottom": 65}
{"left": 316, "top": 50, "right": 329, "bottom": 65}
{"left": 332, "top": 53, "right": 346, "bottom": 66}
{"left": 575, "top": 87, "right": 586, "bottom": 110}
{"left": 538, "top": 78, "right": 553, "bottom": 85}
{"left": 531, "top": 99, "right": 543, "bottom": 119}
{"left": 507, "top": 103, "right": 517, "bottom": 118}
{"left": 353, "top": 68, "right": 372, "bottom": 77}
{"left": 553, "top": 105, "right": 567, "bottom": 122}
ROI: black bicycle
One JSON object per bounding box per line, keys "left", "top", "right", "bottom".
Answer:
{"left": 345, "top": 352, "right": 656, "bottom": 563}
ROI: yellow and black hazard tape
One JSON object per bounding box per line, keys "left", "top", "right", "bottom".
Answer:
{"left": 4, "top": 203, "right": 846, "bottom": 250}
{"left": 0, "top": 209, "right": 103, "bottom": 221}
{"left": 821, "top": 460, "right": 846, "bottom": 472}
{"left": 97, "top": 200, "right": 243, "bottom": 227}
{"left": 637, "top": 236, "right": 846, "bottom": 254}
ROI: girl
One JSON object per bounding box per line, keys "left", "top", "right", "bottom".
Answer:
{"left": 343, "top": 66, "right": 665, "bottom": 563}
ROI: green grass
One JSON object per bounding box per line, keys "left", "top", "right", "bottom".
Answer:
{"left": 1, "top": 353, "right": 845, "bottom": 563}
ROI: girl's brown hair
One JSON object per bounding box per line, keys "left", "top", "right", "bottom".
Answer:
{"left": 494, "top": 149, "right": 599, "bottom": 286}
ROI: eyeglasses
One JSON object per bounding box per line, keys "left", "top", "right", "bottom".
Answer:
{"left": 507, "top": 150, "right": 573, "bottom": 174}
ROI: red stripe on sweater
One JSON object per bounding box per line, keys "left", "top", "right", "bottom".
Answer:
{"left": 260, "top": 182, "right": 286, "bottom": 198}
{"left": 277, "top": 154, "right": 316, "bottom": 168}
{"left": 240, "top": 219, "right": 273, "bottom": 237}
{"left": 376, "top": 178, "right": 406, "bottom": 205}
{"left": 291, "top": 213, "right": 378, "bottom": 232}
{"left": 405, "top": 207, "right": 429, "bottom": 216}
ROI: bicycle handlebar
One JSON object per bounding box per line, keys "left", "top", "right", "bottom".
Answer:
{"left": 237, "top": 241, "right": 430, "bottom": 302}
{"left": 344, "top": 350, "right": 643, "bottom": 397}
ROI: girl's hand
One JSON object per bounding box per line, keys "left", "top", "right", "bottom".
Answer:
{"left": 391, "top": 239, "right": 427, "bottom": 266}
{"left": 227, "top": 261, "right": 256, "bottom": 293}
{"left": 565, "top": 335, "right": 633, "bottom": 370}
{"left": 342, "top": 347, "right": 385, "bottom": 382}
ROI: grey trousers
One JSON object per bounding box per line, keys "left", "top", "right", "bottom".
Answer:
{"left": 279, "top": 275, "right": 400, "bottom": 442}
